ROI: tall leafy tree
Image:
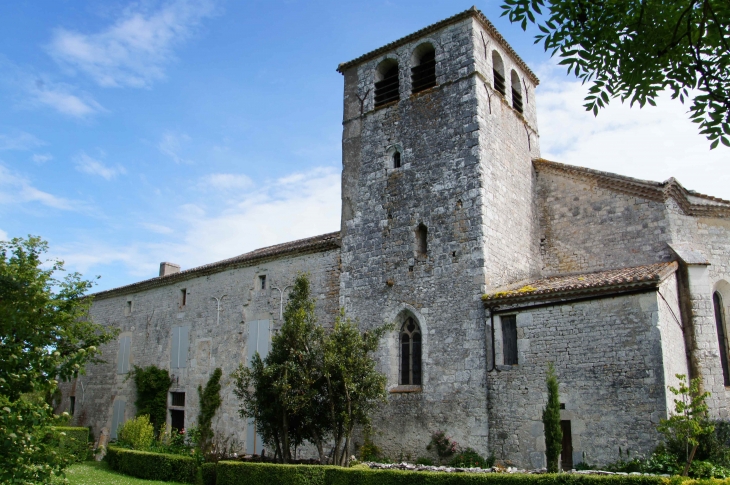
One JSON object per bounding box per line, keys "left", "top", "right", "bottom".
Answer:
{"left": 501, "top": 0, "right": 730, "bottom": 149}
{"left": 542, "top": 362, "right": 562, "bottom": 472}
{"left": 0, "top": 236, "right": 117, "bottom": 483}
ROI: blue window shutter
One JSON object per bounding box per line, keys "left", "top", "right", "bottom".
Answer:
{"left": 257, "top": 320, "right": 270, "bottom": 359}
{"left": 171, "top": 327, "right": 180, "bottom": 368}
{"left": 122, "top": 336, "right": 131, "bottom": 373}
{"left": 247, "top": 321, "right": 259, "bottom": 366}
{"left": 111, "top": 400, "right": 125, "bottom": 440}
{"left": 179, "top": 326, "right": 189, "bottom": 368}
{"left": 117, "top": 337, "right": 130, "bottom": 375}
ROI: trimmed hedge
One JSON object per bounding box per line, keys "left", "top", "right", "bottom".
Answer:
{"left": 201, "top": 462, "right": 216, "bottom": 485}
{"left": 215, "top": 461, "right": 676, "bottom": 485}
{"left": 106, "top": 446, "right": 198, "bottom": 484}
{"left": 52, "top": 426, "right": 89, "bottom": 462}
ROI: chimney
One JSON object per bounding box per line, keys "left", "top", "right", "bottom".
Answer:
{"left": 159, "top": 262, "right": 181, "bottom": 277}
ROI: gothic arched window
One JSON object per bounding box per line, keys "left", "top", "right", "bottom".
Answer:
{"left": 714, "top": 291, "right": 730, "bottom": 386}
{"left": 400, "top": 317, "right": 422, "bottom": 385}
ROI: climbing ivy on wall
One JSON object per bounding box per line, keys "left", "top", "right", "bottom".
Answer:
{"left": 197, "top": 367, "right": 223, "bottom": 456}
{"left": 129, "top": 365, "right": 173, "bottom": 434}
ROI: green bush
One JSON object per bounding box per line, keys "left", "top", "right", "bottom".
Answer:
{"left": 449, "top": 448, "right": 492, "bottom": 469}
{"left": 416, "top": 457, "right": 435, "bottom": 466}
{"left": 106, "top": 446, "right": 198, "bottom": 483}
{"left": 117, "top": 415, "right": 155, "bottom": 450}
{"left": 201, "top": 462, "right": 216, "bottom": 485}
{"left": 215, "top": 460, "right": 672, "bottom": 485}
{"left": 51, "top": 426, "right": 89, "bottom": 462}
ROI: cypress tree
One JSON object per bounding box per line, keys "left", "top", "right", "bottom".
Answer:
{"left": 542, "top": 362, "right": 563, "bottom": 472}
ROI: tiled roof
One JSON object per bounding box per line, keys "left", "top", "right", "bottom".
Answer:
{"left": 92, "top": 232, "right": 341, "bottom": 300}
{"left": 534, "top": 159, "right": 730, "bottom": 218}
{"left": 482, "top": 261, "right": 678, "bottom": 305}
{"left": 337, "top": 7, "right": 540, "bottom": 85}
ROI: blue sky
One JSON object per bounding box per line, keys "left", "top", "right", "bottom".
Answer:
{"left": 0, "top": 0, "right": 727, "bottom": 292}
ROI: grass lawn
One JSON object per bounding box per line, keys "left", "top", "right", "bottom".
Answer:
{"left": 60, "top": 461, "right": 187, "bottom": 485}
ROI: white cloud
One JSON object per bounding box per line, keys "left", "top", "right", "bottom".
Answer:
{"left": 0, "top": 132, "right": 44, "bottom": 151}
{"left": 31, "top": 81, "right": 104, "bottom": 118}
{"left": 140, "top": 222, "right": 174, "bottom": 235}
{"left": 0, "top": 228, "right": 8, "bottom": 241}
{"left": 0, "top": 164, "right": 79, "bottom": 211}
{"left": 200, "top": 173, "right": 253, "bottom": 191}
{"left": 74, "top": 151, "right": 126, "bottom": 180}
{"left": 158, "top": 131, "right": 191, "bottom": 164}
{"left": 32, "top": 153, "right": 53, "bottom": 163}
{"left": 47, "top": 0, "right": 217, "bottom": 88}
{"left": 58, "top": 167, "right": 341, "bottom": 282}
{"left": 537, "top": 65, "right": 730, "bottom": 200}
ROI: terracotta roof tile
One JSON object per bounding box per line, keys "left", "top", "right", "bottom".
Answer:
{"left": 482, "top": 261, "right": 678, "bottom": 305}
{"left": 92, "top": 231, "right": 341, "bottom": 300}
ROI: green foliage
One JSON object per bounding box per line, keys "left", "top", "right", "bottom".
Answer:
{"left": 449, "top": 448, "right": 493, "bottom": 469}
{"left": 0, "top": 236, "right": 117, "bottom": 484}
{"left": 51, "top": 427, "right": 90, "bottom": 463}
{"left": 232, "top": 273, "right": 389, "bottom": 465}
{"left": 117, "top": 415, "right": 155, "bottom": 451}
{"left": 542, "top": 363, "right": 562, "bottom": 473}
{"left": 500, "top": 0, "right": 730, "bottom": 149}
{"left": 657, "top": 374, "right": 714, "bottom": 475}
{"left": 416, "top": 457, "right": 435, "bottom": 466}
{"left": 359, "top": 427, "right": 382, "bottom": 462}
{"left": 105, "top": 446, "right": 199, "bottom": 484}
{"left": 128, "top": 366, "right": 172, "bottom": 434}
{"left": 197, "top": 367, "right": 223, "bottom": 459}
{"left": 201, "top": 462, "right": 217, "bottom": 485}
{"left": 427, "top": 431, "right": 458, "bottom": 465}
{"left": 215, "top": 460, "right": 672, "bottom": 485}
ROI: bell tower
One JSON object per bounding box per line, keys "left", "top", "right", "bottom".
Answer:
{"left": 336, "top": 7, "right": 541, "bottom": 458}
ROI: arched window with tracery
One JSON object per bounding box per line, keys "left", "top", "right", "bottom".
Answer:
{"left": 374, "top": 59, "right": 400, "bottom": 108}
{"left": 400, "top": 317, "right": 422, "bottom": 385}
{"left": 714, "top": 291, "right": 730, "bottom": 386}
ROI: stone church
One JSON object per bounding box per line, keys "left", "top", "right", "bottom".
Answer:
{"left": 59, "top": 7, "right": 730, "bottom": 469}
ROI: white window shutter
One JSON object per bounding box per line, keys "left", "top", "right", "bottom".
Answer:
{"left": 122, "top": 337, "right": 131, "bottom": 373}
{"left": 171, "top": 327, "right": 180, "bottom": 368}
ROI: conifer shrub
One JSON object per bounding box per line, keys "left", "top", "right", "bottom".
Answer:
{"left": 542, "top": 363, "right": 562, "bottom": 473}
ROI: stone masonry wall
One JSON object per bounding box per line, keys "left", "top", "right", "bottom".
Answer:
{"left": 339, "top": 18, "right": 491, "bottom": 460}
{"left": 487, "top": 289, "right": 676, "bottom": 468}
{"left": 58, "top": 248, "right": 340, "bottom": 451}
{"left": 536, "top": 169, "right": 673, "bottom": 275}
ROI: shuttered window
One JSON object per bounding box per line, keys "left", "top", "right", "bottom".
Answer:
{"left": 502, "top": 315, "right": 518, "bottom": 365}
{"left": 117, "top": 336, "right": 131, "bottom": 374}
{"left": 171, "top": 326, "right": 190, "bottom": 369}
{"left": 111, "top": 400, "right": 126, "bottom": 440}
{"left": 246, "top": 320, "right": 270, "bottom": 454}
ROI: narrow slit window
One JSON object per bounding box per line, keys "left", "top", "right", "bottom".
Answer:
{"left": 125, "top": 300, "right": 133, "bottom": 316}
{"left": 411, "top": 43, "right": 436, "bottom": 94}
{"left": 714, "top": 292, "right": 730, "bottom": 386}
{"left": 492, "top": 51, "right": 506, "bottom": 96}
{"left": 416, "top": 224, "right": 428, "bottom": 256}
{"left": 180, "top": 289, "right": 187, "bottom": 307}
{"left": 511, "top": 70, "right": 523, "bottom": 113}
{"left": 259, "top": 275, "right": 266, "bottom": 290}
{"left": 393, "top": 151, "right": 401, "bottom": 168}
{"left": 400, "top": 317, "right": 422, "bottom": 385}
{"left": 374, "top": 60, "right": 399, "bottom": 108}
{"left": 69, "top": 396, "right": 76, "bottom": 416}
{"left": 502, "top": 314, "right": 518, "bottom": 365}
